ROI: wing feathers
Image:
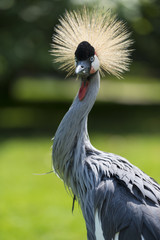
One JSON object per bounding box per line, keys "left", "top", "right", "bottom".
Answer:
{"left": 95, "top": 178, "right": 160, "bottom": 240}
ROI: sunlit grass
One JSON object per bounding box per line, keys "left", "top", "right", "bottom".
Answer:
{"left": 12, "top": 77, "right": 79, "bottom": 102}
{"left": 12, "top": 76, "right": 160, "bottom": 104}
{"left": 0, "top": 138, "right": 86, "bottom": 240}
{"left": 0, "top": 134, "right": 160, "bottom": 239}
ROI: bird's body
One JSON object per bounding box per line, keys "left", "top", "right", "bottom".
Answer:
{"left": 52, "top": 71, "right": 160, "bottom": 240}
{"left": 51, "top": 8, "right": 160, "bottom": 240}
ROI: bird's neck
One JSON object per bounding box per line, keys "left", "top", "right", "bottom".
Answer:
{"left": 52, "top": 71, "right": 100, "bottom": 185}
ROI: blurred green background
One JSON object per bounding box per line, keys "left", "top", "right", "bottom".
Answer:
{"left": 0, "top": 0, "right": 160, "bottom": 239}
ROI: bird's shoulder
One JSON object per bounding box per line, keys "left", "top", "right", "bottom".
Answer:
{"left": 85, "top": 148, "right": 160, "bottom": 206}
{"left": 87, "top": 150, "right": 160, "bottom": 240}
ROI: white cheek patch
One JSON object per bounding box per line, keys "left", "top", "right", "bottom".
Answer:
{"left": 90, "top": 55, "right": 100, "bottom": 73}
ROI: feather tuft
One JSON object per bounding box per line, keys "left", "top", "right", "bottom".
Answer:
{"left": 51, "top": 7, "right": 133, "bottom": 78}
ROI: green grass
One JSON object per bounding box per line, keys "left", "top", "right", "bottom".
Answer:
{"left": 0, "top": 134, "right": 160, "bottom": 239}
{"left": 0, "top": 138, "right": 86, "bottom": 240}
{"left": 12, "top": 75, "right": 160, "bottom": 104}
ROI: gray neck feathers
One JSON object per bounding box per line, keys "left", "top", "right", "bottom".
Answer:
{"left": 52, "top": 71, "right": 100, "bottom": 191}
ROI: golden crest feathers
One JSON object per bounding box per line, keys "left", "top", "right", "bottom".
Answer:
{"left": 51, "top": 7, "right": 132, "bottom": 78}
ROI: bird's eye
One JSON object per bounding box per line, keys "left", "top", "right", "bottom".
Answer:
{"left": 90, "top": 56, "right": 94, "bottom": 62}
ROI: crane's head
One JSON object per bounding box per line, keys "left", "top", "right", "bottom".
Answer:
{"left": 51, "top": 7, "right": 133, "bottom": 86}
{"left": 75, "top": 41, "right": 100, "bottom": 77}
{"left": 74, "top": 41, "right": 100, "bottom": 100}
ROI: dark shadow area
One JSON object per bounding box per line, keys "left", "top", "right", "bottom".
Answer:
{"left": 1, "top": 100, "right": 160, "bottom": 139}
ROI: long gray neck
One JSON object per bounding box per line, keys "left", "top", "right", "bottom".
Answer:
{"left": 52, "top": 71, "right": 100, "bottom": 185}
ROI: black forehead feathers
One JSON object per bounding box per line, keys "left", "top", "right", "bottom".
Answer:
{"left": 75, "top": 41, "right": 95, "bottom": 61}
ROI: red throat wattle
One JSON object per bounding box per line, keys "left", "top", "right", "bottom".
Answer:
{"left": 78, "top": 81, "right": 89, "bottom": 101}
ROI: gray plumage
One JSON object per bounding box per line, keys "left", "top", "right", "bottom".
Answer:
{"left": 52, "top": 71, "right": 160, "bottom": 240}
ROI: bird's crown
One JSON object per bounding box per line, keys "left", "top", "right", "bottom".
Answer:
{"left": 75, "top": 41, "right": 95, "bottom": 61}
{"left": 51, "top": 7, "right": 132, "bottom": 78}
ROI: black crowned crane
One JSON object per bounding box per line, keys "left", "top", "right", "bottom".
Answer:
{"left": 51, "top": 7, "right": 160, "bottom": 240}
